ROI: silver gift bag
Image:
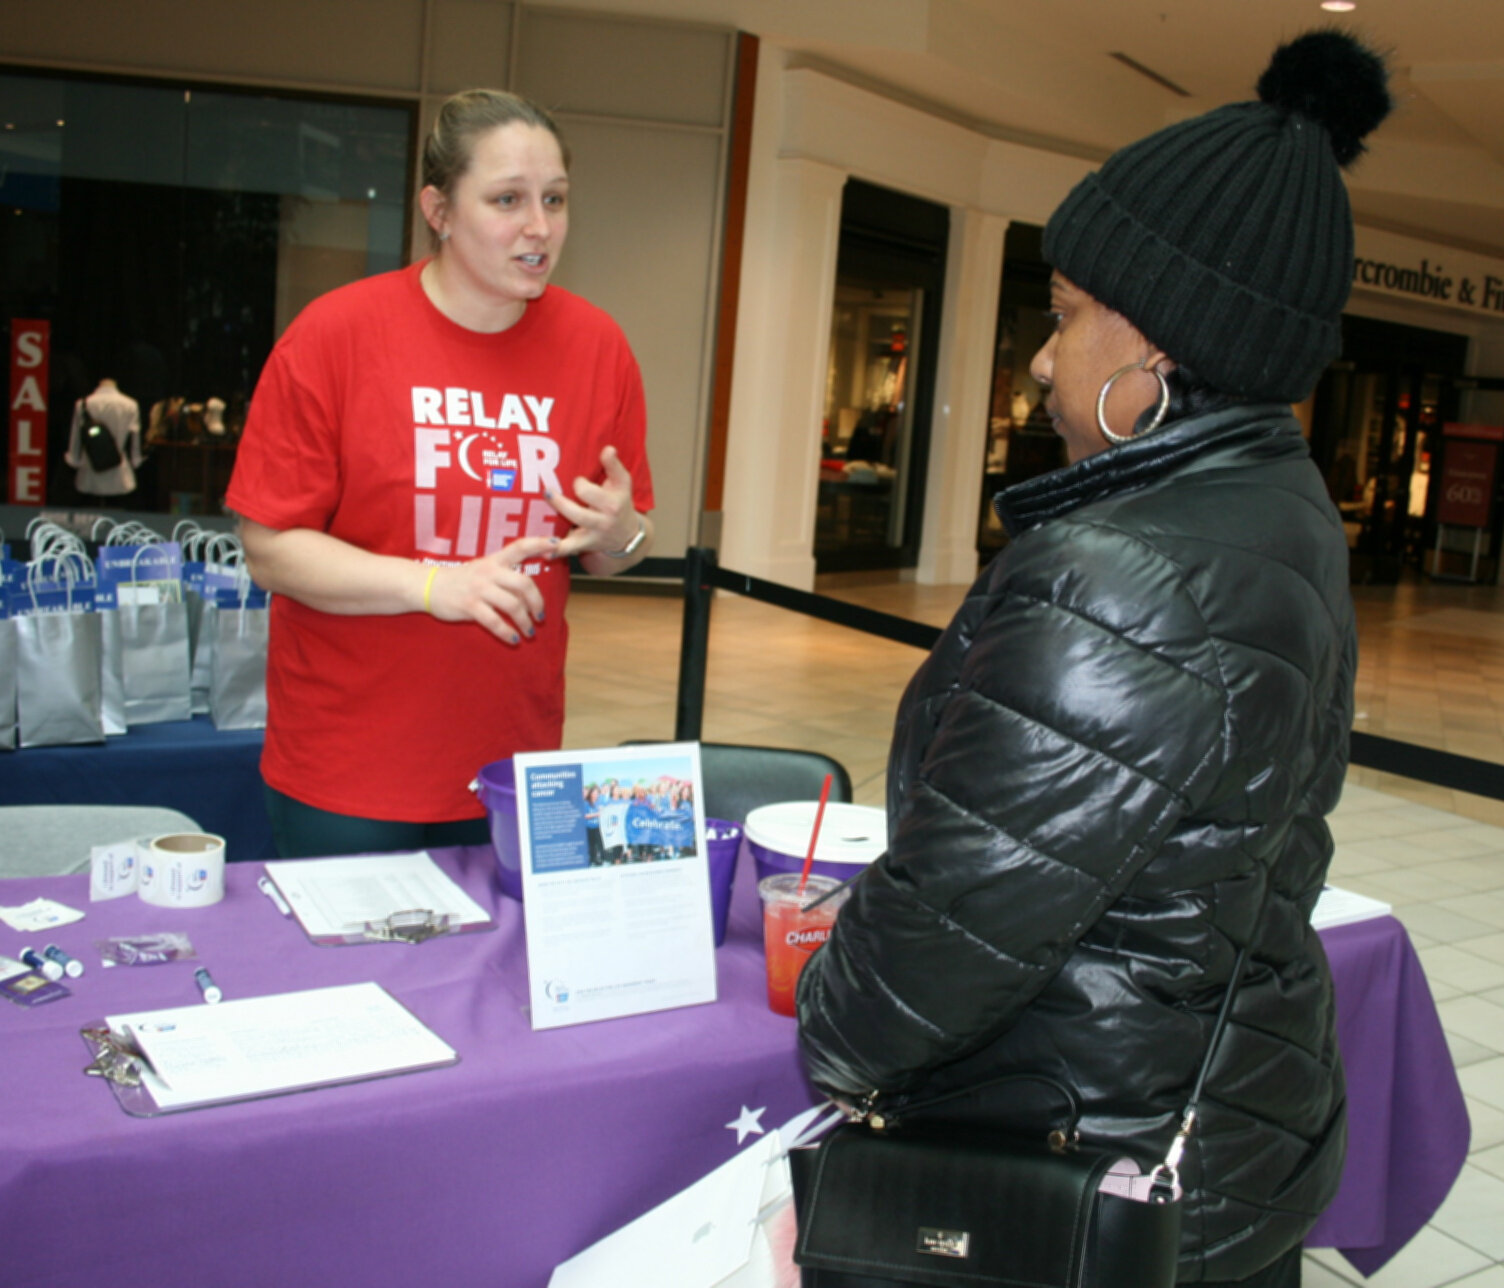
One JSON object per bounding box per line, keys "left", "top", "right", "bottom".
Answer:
{"left": 16, "top": 609, "right": 106, "bottom": 747}
{"left": 209, "top": 602, "right": 268, "bottom": 730}
{"left": 98, "top": 607, "right": 128, "bottom": 735}
{"left": 120, "top": 600, "right": 192, "bottom": 725}
{"left": 0, "top": 618, "right": 17, "bottom": 751}
{"left": 187, "top": 588, "right": 212, "bottom": 715}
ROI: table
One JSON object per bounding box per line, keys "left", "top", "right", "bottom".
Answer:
{"left": 0, "top": 855, "right": 1469, "bottom": 1286}
{"left": 1307, "top": 914, "right": 1472, "bottom": 1275}
{"left": 0, "top": 846, "right": 816, "bottom": 1288}
{"left": 0, "top": 714, "right": 273, "bottom": 860}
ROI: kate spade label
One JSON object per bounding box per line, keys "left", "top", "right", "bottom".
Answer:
{"left": 917, "top": 1227, "right": 970, "bottom": 1258}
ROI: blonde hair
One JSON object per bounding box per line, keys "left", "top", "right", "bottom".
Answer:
{"left": 421, "top": 89, "right": 570, "bottom": 248}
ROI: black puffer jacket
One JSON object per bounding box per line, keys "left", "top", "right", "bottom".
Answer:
{"left": 797, "top": 405, "right": 1353, "bottom": 1282}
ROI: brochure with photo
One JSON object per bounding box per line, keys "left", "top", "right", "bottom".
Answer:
{"left": 514, "top": 742, "right": 717, "bottom": 1029}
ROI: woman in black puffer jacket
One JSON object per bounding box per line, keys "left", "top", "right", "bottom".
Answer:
{"left": 796, "top": 31, "right": 1392, "bottom": 1288}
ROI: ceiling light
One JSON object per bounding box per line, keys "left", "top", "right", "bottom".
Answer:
{"left": 1321, "top": 1, "right": 1357, "bottom": 11}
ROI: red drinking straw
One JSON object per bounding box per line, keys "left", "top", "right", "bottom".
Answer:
{"left": 797, "top": 773, "right": 835, "bottom": 897}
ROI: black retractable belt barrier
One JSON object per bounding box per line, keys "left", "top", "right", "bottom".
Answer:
{"left": 607, "top": 548, "right": 1504, "bottom": 804}
{"left": 1348, "top": 732, "right": 1504, "bottom": 801}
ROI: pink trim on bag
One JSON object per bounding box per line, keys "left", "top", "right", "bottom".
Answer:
{"left": 1098, "top": 1157, "right": 1182, "bottom": 1202}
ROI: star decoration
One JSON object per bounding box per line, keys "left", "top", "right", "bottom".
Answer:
{"left": 725, "top": 1104, "right": 766, "bottom": 1145}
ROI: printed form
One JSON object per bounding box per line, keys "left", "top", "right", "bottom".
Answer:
{"left": 263, "top": 852, "right": 492, "bottom": 942}
{"left": 107, "top": 982, "right": 457, "bottom": 1111}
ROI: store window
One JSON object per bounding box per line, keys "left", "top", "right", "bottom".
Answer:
{"left": 2, "top": 68, "right": 412, "bottom": 516}
{"left": 816, "top": 180, "right": 946, "bottom": 574}
{"left": 978, "top": 223, "right": 1063, "bottom": 555}
{"left": 1310, "top": 315, "right": 1468, "bottom": 583}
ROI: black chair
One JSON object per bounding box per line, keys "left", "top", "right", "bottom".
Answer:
{"left": 623, "top": 741, "right": 853, "bottom": 825}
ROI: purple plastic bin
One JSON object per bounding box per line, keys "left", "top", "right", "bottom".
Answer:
{"left": 744, "top": 801, "right": 885, "bottom": 886}
{"left": 705, "top": 819, "right": 742, "bottom": 946}
{"left": 475, "top": 763, "right": 741, "bottom": 931}
{"left": 475, "top": 758, "right": 522, "bottom": 901}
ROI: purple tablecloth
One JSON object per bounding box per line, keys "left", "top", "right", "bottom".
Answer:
{"left": 0, "top": 857, "right": 1469, "bottom": 1286}
{"left": 0, "top": 846, "right": 816, "bottom": 1288}
{"left": 1306, "top": 914, "right": 1471, "bottom": 1274}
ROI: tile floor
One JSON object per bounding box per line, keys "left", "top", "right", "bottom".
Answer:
{"left": 564, "top": 563, "right": 1504, "bottom": 1285}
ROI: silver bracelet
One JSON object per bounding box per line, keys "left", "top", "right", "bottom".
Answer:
{"left": 604, "top": 514, "right": 646, "bottom": 558}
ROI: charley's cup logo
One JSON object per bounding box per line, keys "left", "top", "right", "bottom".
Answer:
{"left": 785, "top": 927, "right": 830, "bottom": 949}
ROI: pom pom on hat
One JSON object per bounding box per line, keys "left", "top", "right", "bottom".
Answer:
{"left": 1257, "top": 29, "right": 1392, "bottom": 167}
{"left": 1042, "top": 29, "right": 1392, "bottom": 404}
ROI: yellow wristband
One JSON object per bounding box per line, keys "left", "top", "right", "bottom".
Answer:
{"left": 421, "top": 566, "right": 438, "bottom": 615}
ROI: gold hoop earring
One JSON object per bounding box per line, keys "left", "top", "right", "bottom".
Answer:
{"left": 1096, "top": 362, "right": 1170, "bottom": 445}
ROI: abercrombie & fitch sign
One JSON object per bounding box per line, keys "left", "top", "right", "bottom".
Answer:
{"left": 1353, "top": 229, "right": 1504, "bottom": 319}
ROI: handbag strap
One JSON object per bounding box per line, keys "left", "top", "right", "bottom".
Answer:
{"left": 1150, "top": 940, "right": 1252, "bottom": 1199}
{"left": 846, "top": 911, "right": 1266, "bottom": 1202}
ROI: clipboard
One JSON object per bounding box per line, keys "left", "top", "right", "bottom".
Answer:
{"left": 80, "top": 982, "right": 459, "bottom": 1116}
{"left": 262, "top": 852, "right": 495, "bottom": 946}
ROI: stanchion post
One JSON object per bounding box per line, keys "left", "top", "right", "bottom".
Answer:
{"left": 676, "top": 546, "right": 714, "bottom": 740}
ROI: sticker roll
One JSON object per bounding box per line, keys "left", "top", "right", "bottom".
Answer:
{"left": 139, "top": 833, "right": 227, "bottom": 909}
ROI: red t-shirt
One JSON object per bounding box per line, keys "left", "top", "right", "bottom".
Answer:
{"left": 226, "top": 263, "right": 653, "bottom": 821}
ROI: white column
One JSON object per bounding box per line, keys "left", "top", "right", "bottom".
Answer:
{"left": 720, "top": 155, "right": 847, "bottom": 590}
{"left": 916, "top": 207, "right": 1009, "bottom": 585}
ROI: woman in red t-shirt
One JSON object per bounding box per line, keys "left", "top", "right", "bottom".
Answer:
{"left": 228, "top": 90, "right": 654, "bottom": 857}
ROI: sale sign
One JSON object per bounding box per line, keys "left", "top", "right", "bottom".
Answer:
{"left": 8, "top": 319, "right": 51, "bottom": 505}
{"left": 1437, "top": 423, "right": 1503, "bottom": 529}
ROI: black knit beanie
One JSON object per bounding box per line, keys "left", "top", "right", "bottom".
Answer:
{"left": 1042, "top": 30, "right": 1392, "bottom": 402}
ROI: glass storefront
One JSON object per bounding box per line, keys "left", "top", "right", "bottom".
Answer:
{"left": 2, "top": 68, "right": 412, "bottom": 516}
{"left": 978, "top": 224, "right": 1063, "bottom": 556}
{"left": 1310, "top": 315, "right": 1468, "bottom": 583}
{"left": 820, "top": 283, "right": 922, "bottom": 557}
{"left": 815, "top": 179, "right": 946, "bottom": 574}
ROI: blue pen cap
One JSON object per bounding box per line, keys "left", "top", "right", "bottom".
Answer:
{"left": 20, "top": 947, "right": 64, "bottom": 982}
{"left": 194, "top": 967, "right": 222, "bottom": 1004}
{"left": 43, "top": 944, "right": 84, "bottom": 978}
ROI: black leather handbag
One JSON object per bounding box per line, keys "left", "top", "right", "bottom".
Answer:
{"left": 80, "top": 400, "right": 123, "bottom": 471}
{"left": 790, "top": 946, "right": 1251, "bottom": 1288}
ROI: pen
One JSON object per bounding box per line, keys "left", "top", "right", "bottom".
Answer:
{"left": 43, "top": 944, "right": 84, "bottom": 978}
{"left": 195, "top": 967, "right": 223, "bottom": 1005}
{"left": 258, "top": 875, "right": 292, "bottom": 917}
{"left": 19, "top": 947, "right": 64, "bottom": 982}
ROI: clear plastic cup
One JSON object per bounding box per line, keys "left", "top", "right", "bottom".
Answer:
{"left": 757, "top": 872, "right": 849, "bottom": 1017}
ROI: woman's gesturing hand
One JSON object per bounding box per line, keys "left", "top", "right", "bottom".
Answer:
{"left": 546, "top": 445, "right": 648, "bottom": 565}
{"left": 422, "top": 534, "right": 558, "bottom": 644}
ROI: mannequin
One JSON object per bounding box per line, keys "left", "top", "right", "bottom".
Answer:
{"left": 65, "top": 377, "right": 143, "bottom": 497}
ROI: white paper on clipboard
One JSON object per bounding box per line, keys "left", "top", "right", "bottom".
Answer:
{"left": 97, "top": 982, "right": 458, "bottom": 1113}
{"left": 263, "top": 851, "right": 493, "bottom": 944}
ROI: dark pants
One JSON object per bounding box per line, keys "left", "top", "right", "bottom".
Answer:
{"left": 1199, "top": 1244, "right": 1302, "bottom": 1288}
{"left": 265, "top": 786, "right": 490, "bottom": 858}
